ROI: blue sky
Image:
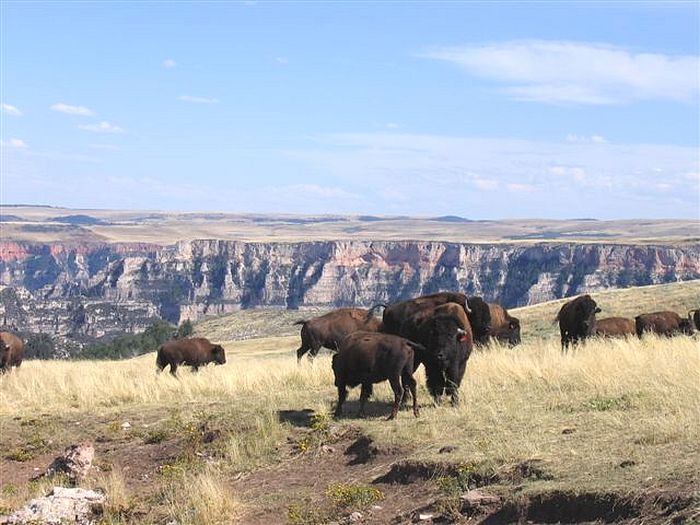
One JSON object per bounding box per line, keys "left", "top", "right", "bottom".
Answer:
{"left": 1, "top": 1, "right": 698, "bottom": 219}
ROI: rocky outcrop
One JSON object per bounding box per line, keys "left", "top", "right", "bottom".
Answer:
{"left": 1, "top": 487, "right": 105, "bottom": 525}
{"left": 0, "top": 240, "right": 698, "bottom": 347}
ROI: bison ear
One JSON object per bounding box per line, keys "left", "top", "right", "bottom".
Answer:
{"left": 509, "top": 321, "right": 517, "bottom": 329}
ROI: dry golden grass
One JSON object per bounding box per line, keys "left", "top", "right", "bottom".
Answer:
{"left": 1, "top": 334, "right": 698, "bottom": 498}
{"left": 1, "top": 282, "right": 698, "bottom": 521}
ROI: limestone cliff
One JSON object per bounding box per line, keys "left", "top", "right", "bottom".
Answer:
{"left": 1, "top": 240, "right": 698, "bottom": 344}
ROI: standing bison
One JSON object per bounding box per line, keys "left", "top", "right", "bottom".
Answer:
{"left": 332, "top": 331, "right": 422, "bottom": 420}
{"left": 156, "top": 337, "right": 226, "bottom": 376}
{"left": 593, "top": 317, "right": 636, "bottom": 338}
{"left": 635, "top": 311, "right": 694, "bottom": 337}
{"left": 0, "top": 332, "right": 24, "bottom": 373}
{"left": 487, "top": 303, "right": 521, "bottom": 346}
{"left": 555, "top": 295, "right": 601, "bottom": 351}
{"left": 399, "top": 302, "right": 474, "bottom": 405}
{"left": 294, "top": 308, "right": 383, "bottom": 363}
{"left": 373, "top": 291, "right": 488, "bottom": 346}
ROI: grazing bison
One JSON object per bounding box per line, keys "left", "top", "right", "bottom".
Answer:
{"left": 555, "top": 295, "right": 601, "bottom": 351}
{"left": 402, "top": 302, "right": 474, "bottom": 405}
{"left": 593, "top": 317, "right": 636, "bottom": 338}
{"left": 332, "top": 331, "right": 422, "bottom": 420}
{"left": 294, "top": 308, "right": 383, "bottom": 363}
{"left": 156, "top": 337, "right": 226, "bottom": 376}
{"left": 635, "top": 311, "right": 694, "bottom": 337}
{"left": 487, "top": 303, "right": 521, "bottom": 346}
{"left": 0, "top": 332, "right": 24, "bottom": 373}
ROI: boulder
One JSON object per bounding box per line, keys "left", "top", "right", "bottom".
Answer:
{"left": 2, "top": 486, "right": 105, "bottom": 524}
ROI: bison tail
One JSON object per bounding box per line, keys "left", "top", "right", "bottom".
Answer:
{"left": 366, "top": 304, "right": 388, "bottom": 320}
{"left": 293, "top": 320, "right": 308, "bottom": 326}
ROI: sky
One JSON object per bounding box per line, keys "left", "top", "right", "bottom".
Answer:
{"left": 1, "top": 1, "right": 699, "bottom": 219}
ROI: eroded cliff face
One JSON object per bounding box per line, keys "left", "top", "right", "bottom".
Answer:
{"left": 1, "top": 240, "right": 698, "bottom": 342}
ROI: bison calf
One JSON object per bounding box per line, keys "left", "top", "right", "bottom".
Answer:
{"left": 0, "top": 332, "right": 24, "bottom": 373}
{"left": 156, "top": 337, "right": 226, "bottom": 376}
{"left": 332, "top": 331, "right": 422, "bottom": 420}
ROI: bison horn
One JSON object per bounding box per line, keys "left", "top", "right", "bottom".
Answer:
{"left": 464, "top": 299, "right": 472, "bottom": 313}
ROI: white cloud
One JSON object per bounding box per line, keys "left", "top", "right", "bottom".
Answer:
{"left": 473, "top": 177, "right": 499, "bottom": 190}
{"left": 286, "top": 132, "right": 699, "bottom": 218}
{"left": 163, "top": 58, "right": 177, "bottom": 69}
{"left": 78, "top": 121, "right": 125, "bottom": 134}
{"left": 566, "top": 134, "right": 607, "bottom": 144}
{"left": 1, "top": 103, "right": 22, "bottom": 116}
{"left": 274, "top": 184, "right": 360, "bottom": 200}
{"left": 0, "top": 138, "right": 28, "bottom": 149}
{"left": 179, "top": 95, "right": 220, "bottom": 104}
{"left": 275, "top": 57, "right": 289, "bottom": 65}
{"left": 51, "top": 103, "right": 96, "bottom": 116}
{"left": 422, "top": 40, "right": 699, "bottom": 105}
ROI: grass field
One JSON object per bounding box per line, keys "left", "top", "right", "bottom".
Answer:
{"left": 0, "top": 282, "right": 698, "bottom": 523}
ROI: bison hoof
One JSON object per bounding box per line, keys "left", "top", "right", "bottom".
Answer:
{"left": 413, "top": 409, "right": 420, "bottom": 418}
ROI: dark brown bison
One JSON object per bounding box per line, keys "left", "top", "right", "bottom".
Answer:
{"left": 294, "top": 308, "right": 383, "bottom": 363}
{"left": 689, "top": 309, "right": 700, "bottom": 331}
{"left": 555, "top": 295, "right": 601, "bottom": 351}
{"left": 635, "top": 311, "right": 694, "bottom": 337}
{"left": 400, "top": 302, "right": 474, "bottom": 405}
{"left": 593, "top": 317, "right": 636, "bottom": 338}
{"left": 0, "top": 332, "right": 24, "bottom": 373}
{"left": 487, "top": 303, "right": 521, "bottom": 346}
{"left": 372, "top": 291, "right": 489, "bottom": 345}
{"left": 156, "top": 337, "right": 226, "bottom": 376}
{"left": 332, "top": 331, "right": 422, "bottom": 420}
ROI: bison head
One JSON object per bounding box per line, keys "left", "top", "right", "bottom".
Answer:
{"left": 421, "top": 315, "right": 471, "bottom": 370}
{"left": 577, "top": 297, "right": 601, "bottom": 334}
{"left": 211, "top": 344, "right": 226, "bottom": 365}
{"left": 679, "top": 318, "right": 694, "bottom": 335}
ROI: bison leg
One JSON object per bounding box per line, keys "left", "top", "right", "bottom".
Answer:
{"left": 191, "top": 365, "right": 200, "bottom": 373}
{"left": 359, "top": 383, "right": 373, "bottom": 417}
{"left": 296, "top": 343, "right": 310, "bottom": 363}
{"left": 402, "top": 372, "right": 419, "bottom": 417}
{"left": 387, "top": 376, "right": 403, "bottom": 421}
{"left": 169, "top": 363, "right": 178, "bottom": 377}
{"left": 334, "top": 385, "right": 348, "bottom": 418}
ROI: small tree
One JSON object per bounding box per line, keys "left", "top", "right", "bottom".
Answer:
{"left": 176, "top": 319, "right": 194, "bottom": 339}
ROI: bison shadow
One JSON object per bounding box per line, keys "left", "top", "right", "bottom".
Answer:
{"left": 277, "top": 408, "right": 316, "bottom": 427}
{"left": 334, "top": 399, "right": 412, "bottom": 420}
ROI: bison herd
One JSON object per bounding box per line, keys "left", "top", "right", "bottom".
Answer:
{"left": 1, "top": 294, "right": 698, "bottom": 421}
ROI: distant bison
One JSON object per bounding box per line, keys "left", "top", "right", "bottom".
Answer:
{"left": 635, "top": 311, "right": 694, "bottom": 338}
{"left": 593, "top": 317, "right": 636, "bottom": 338}
{"left": 487, "top": 303, "right": 521, "bottom": 346}
{"left": 294, "top": 308, "right": 383, "bottom": 363}
{"left": 332, "top": 331, "right": 422, "bottom": 420}
{"left": 0, "top": 332, "right": 24, "bottom": 373}
{"left": 555, "top": 295, "right": 601, "bottom": 351}
{"left": 156, "top": 337, "right": 226, "bottom": 376}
